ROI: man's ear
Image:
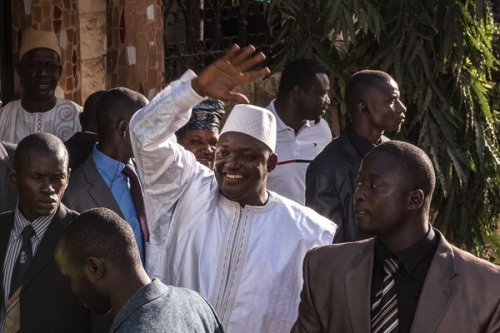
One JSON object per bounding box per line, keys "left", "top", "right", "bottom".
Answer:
{"left": 408, "top": 189, "right": 424, "bottom": 210}
{"left": 267, "top": 153, "right": 278, "bottom": 173}
{"left": 8, "top": 168, "right": 17, "bottom": 188}
{"left": 291, "top": 85, "right": 302, "bottom": 99}
{"left": 83, "top": 257, "right": 105, "bottom": 282}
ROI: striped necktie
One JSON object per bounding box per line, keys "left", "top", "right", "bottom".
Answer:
{"left": 371, "top": 257, "right": 400, "bottom": 333}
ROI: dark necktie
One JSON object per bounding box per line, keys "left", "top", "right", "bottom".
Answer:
{"left": 9, "top": 224, "right": 36, "bottom": 297}
{"left": 122, "top": 164, "right": 149, "bottom": 244}
{"left": 371, "top": 257, "right": 400, "bottom": 333}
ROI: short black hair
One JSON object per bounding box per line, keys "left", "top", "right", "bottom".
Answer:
{"left": 370, "top": 141, "right": 436, "bottom": 200}
{"left": 278, "top": 59, "right": 328, "bottom": 95}
{"left": 15, "top": 132, "right": 68, "bottom": 170}
{"left": 345, "top": 70, "right": 394, "bottom": 112}
{"left": 58, "top": 208, "right": 140, "bottom": 271}
{"left": 96, "top": 87, "right": 148, "bottom": 139}
{"left": 81, "top": 90, "right": 106, "bottom": 131}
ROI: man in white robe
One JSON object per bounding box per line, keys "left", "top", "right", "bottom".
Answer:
{"left": 0, "top": 29, "right": 81, "bottom": 143}
{"left": 130, "top": 45, "right": 337, "bottom": 333}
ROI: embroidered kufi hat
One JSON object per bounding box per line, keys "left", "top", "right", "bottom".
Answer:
{"left": 178, "top": 99, "right": 225, "bottom": 134}
{"left": 220, "top": 104, "right": 277, "bottom": 152}
{"left": 19, "top": 29, "right": 61, "bottom": 61}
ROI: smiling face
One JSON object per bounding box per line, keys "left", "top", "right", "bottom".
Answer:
{"left": 363, "top": 79, "right": 407, "bottom": 132}
{"left": 9, "top": 147, "right": 69, "bottom": 221}
{"left": 297, "top": 73, "right": 331, "bottom": 122}
{"left": 353, "top": 151, "right": 414, "bottom": 238}
{"left": 55, "top": 241, "right": 111, "bottom": 314}
{"left": 214, "top": 132, "right": 277, "bottom": 206}
{"left": 19, "top": 48, "right": 62, "bottom": 103}
{"left": 177, "top": 129, "right": 219, "bottom": 168}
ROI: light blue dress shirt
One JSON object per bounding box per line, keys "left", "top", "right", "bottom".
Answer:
{"left": 92, "top": 147, "right": 145, "bottom": 261}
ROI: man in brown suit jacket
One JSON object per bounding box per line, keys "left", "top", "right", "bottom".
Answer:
{"left": 292, "top": 141, "right": 500, "bottom": 333}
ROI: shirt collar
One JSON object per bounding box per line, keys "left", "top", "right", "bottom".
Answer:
{"left": 13, "top": 205, "right": 57, "bottom": 240}
{"left": 268, "top": 99, "right": 313, "bottom": 132}
{"left": 92, "top": 146, "right": 130, "bottom": 180}
{"left": 375, "top": 225, "right": 437, "bottom": 274}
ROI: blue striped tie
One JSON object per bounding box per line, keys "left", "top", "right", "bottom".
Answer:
{"left": 371, "top": 257, "right": 400, "bottom": 333}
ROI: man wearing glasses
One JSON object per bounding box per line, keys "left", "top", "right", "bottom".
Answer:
{"left": 0, "top": 29, "right": 82, "bottom": 144}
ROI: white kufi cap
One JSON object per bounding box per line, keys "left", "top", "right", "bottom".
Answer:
{"left": 220, "top": 104, "right": 277, "bottom": 152}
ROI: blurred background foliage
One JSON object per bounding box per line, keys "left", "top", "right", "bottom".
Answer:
{"left": 263, "top": 0, "right": 500, "bottom": 259}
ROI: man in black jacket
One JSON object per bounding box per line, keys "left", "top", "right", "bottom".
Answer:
{"left": 306, "top": 70, "right": 407, "bottom": 242}
{"left": 0, "top": 132, "right": 96, "bottom": 332}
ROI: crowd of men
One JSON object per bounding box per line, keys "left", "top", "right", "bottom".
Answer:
{"left": 0, "top": 28, "right": 499, "bottom": 333}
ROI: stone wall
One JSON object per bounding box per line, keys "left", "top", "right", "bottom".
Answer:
{"left": 79, "top": 0, "right": 106, "bottom": 102}
{"left": 106, "top": 0, "right": 164, "bottom": 100}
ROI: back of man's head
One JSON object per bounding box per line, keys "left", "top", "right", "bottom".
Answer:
{"left": 369, "top": 140, "right": 436, "bottom": 205}
{"left": 345, "top": 70, "right": 394, "bottom": 113}
{"left": 81, "top": 90, "right": 106, "bottom": 133}
{"left": 59, "top": 207, "right": 141, "bottom": 273}
{"left": 15, "top": 132, "right": 68, "bottom": 170}
{"left": 278, "top": 59, "right": 328, "bottom": 96}
{"left": 96, "top": 88, "right": 148, "bottom": 140}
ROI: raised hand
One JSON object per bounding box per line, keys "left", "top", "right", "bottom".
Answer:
{"left": 191, "top": 44, "right": 271, "bottom": 103}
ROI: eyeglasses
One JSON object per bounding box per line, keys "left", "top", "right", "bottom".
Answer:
{"left": 22, "top": 62, "right": 62, "bottom": 73}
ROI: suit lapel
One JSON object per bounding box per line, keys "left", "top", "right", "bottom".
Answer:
{"left": 22, "top": 205, "right": 74, "bottom": 290}
{"left": 409, "top": 231, "right": 458, "bottom": 333}
{"left": 344, "top": 239, "right": 375, "bottom": 332}
{"left": 83, "top": 156, "right": 125, "bottom": 218}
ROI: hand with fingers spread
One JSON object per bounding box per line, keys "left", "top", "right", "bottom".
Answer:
{"left": 192, "top": 44, "right": 270, "bottom": 104}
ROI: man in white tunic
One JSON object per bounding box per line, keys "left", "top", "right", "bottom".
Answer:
{"left": 0, "top": 29, "right": 81, "bottom": 143}
{"left": 130, "top": 45, "right": 337, "bottom": 333}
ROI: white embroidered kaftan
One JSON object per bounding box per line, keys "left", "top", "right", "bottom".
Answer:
{"left": 130, "top": 71, "right": 337, "bottom": 333}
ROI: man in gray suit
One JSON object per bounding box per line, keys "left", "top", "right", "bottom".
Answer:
{"left": 62, "top": 88, "right": 149, "bottom": 262}
{"left": 292, "top": 141, "right": 500, "bottom": 333}
{"left": 55, "top": 207, "right": 224, "bottom": 333}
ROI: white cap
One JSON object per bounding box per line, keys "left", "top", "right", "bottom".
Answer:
{"left": 220, "top": 104, "right": 277, "bottom": 152}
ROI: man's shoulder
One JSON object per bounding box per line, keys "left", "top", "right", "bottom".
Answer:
{"left": 0, "top": 141, "right": 16, "bottom": 161}
{"left": 450, "top": 243, "right": 500, "bottom": 278}
{"left": 68, "top": 155, "right": 95, "bottom": 179}
{"left": 0, "top": 210, "right": 15, "bottom": 226}
{"left": 55, "top": 98, "right": 83, "bottom": 112}
{"left": 270, "top": 192, "right": 337, "bottom": 230}
{"left": 115, "top": 280, "right": 219, "bottom": 332}
{"left": 306, "top": 239, "right": 374, "bottom": 270}
{"left": 0, "top": 99, "right": 21, "bottom": 113}
{"left": 64, "top": 156, "right": 97, "bottom": 195}
{"left": 310, "top": 238, "right": 373, "bottom": 256}
{"left": 308, "top": 133, "right": 352, "bottom": 173}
